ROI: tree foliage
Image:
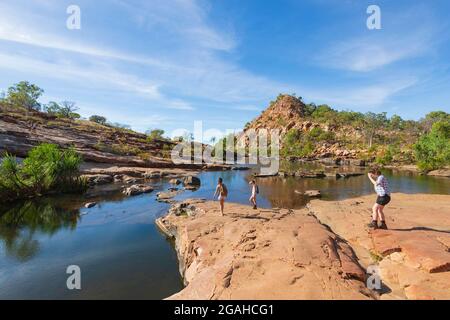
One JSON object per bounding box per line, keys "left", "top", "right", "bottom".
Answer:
{"left": 89, "top": 115, "right": 107, "bottom": 125}
{"left": 5, "top": 81, "right": 44, "bottom": 111}
{"left": 0, "top": 144, "right": 86, "bottom": 203}
{"left": 414, "top": 120, "right": 450, "bottom": 172}
{"left": 44, "top": 101, "right": 80, "bottom": 119}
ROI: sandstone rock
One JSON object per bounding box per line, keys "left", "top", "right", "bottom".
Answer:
{"left": 308, "top": 193, "right": 450, "bottom": 300}
{"left": 157, "top": 201, "right": 374, "bottom": 300}
{"left": 303, "top": 190, "right": 321, "bottom": 198}
{"left": 145, "top": 171, "right": 161, "bottom": 179}
{"left": 157, "top": 190, "right": 183, "bottom": 202}
{"left": 123, "top": 184, "right": 154, "bottom": 196}
{"left": 427, "top": 168, "right": 450, "bottom": 178}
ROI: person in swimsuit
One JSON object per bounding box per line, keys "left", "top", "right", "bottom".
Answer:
{"left": 367, "top": 167, "right": 391, "bottom": 230}
{"left": 214, "top": 177, "right": 228, "bottom": 216}
{"left": 249, "top": 180, "right": 258, "bottom": 209}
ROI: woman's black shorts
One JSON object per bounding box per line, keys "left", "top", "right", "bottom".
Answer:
{"left": 376, "top": 195, "right": 391, "bottom": 206}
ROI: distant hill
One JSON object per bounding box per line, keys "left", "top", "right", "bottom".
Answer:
{"left": 244, "top": 94, "right": 449, "bottom": 168}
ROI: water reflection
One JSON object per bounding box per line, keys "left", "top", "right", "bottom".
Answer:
{"left": 0, "top": 200, "right": 80, "bottom": 261}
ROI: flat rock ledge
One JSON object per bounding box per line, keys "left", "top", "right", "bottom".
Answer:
{"left": 156, "top": 200, "right": 375, "bottom": 300}
{"left": 308, "top": 193, "right": 450, "bottom": 300}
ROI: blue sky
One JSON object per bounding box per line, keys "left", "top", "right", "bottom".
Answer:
{"left": 1, "top": 0, "right": 449, "bottom": 136}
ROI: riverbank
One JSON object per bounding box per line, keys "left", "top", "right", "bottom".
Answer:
{"left": 157, "top": 193, "right": 450, "bottom": 300}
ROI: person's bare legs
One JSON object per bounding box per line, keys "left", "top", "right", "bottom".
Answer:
{"left": 219, "top": 198, "right": 225, "bottom": 216}
{"left": 372, "top": 203, "right": 379, "bottom": 222}
{"left": 250, "top": 195, "right": 257, "bottom": 208}
{"left": 377, "top": 205, "right": 385, "bottom": 222}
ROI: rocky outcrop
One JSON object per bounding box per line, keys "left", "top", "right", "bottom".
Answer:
{"left": 242, "top": 95, "right": 367, "bottom": 160}
{"left": 122, "top": 184, "right": 154, "bottom": 196}
{"left": 156, "top": 200, "right": 375, "bottom": 300}
{"left": 308, "top": 193, "right": 450, "bottom": 300}
{"left": 427, "top": 168, "right": 450, "bottom": 178}
{"left": 0, "top": 108, "right": 204, "bottom": 169}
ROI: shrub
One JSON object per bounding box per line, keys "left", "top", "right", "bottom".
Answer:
{"left": 281, "top": 129, "right": 315, "bottom": 158}
{"left": 307, "top": 127, "right": 335, "bottom": 141}
{"left": 375, "top": 145, "right": 401, "bottom": 165}
{"left": 89, "top": 115, "right": 107, "bottom": 125}
{"left": 146, "top": 129, "right": 165, "bottom": 142}
{"left": 0, "top": 144, "right": 87, "bottom": 203}
{"left": 414, "top": 120, "right": 450, "bottom": 172}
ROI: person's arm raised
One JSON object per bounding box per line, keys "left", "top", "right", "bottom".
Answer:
{"left": 367, "top": 173, "right": 377, "bottom": 185}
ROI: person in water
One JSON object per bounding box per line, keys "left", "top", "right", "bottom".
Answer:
{"left": 367, "top": 167, "right": 391, "bottom": 230}
{"left": 249, "top": 180, "right": 258, "bottom": 209}
{"left": 214, "top": 177, "right": 228, "bottom": 216}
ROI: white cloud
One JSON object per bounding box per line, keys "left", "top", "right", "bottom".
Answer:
{"left": 318, "top": 33, "right": 433, "bottom": 72}
{"left": 302, "top": 77, "right": 418, "bottom": 109}
{"left": 0, "top": 53, "right": 161, "bottom": 98}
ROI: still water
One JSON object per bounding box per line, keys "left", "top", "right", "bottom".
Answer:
{"left": 0, "top": 164, "right": 449, "bottom": 299}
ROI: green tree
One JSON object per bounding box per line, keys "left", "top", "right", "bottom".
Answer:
{"left": 389, "top": 114, "right": 404, "bottom": 130}
{"left": 421, "top": 111, "right": 450, "bottom": 132}
{"left": 362, "top": 112, "right": 388, "bottom": 147}
{"left": 414, "top": 120, "right": 450, "bottom": 172}
{"left": 89, "top": 115, "right": 107, "bottom": 125}
{"left": 146, "top": 129, "right": 165, "bottom": 142}
{"left": 6, "top": 81, "right": 44, "bottom": 111}
{"left": 45, "top": 101, "right": 80, "bottom": 119}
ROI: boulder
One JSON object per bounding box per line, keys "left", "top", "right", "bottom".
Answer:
{"left": 82, "top": 174, "right": 113, "bottom": 186}
{"left": 183, "top": 176, "right": 201, "bottom": 187}
{"left": 123, "top": 184, "right": 154, "bottom": 196}
{"left": 84, "top": 202, "right": 97, "bottom": 208}
{"left": 157, "top": 190, "right": 183, "bottom": 202}
{"left": 304, "top": 190, "right": 321, "bottom": 198}
{"left": 145, "top": 171, "right": 161, "bottom": 179}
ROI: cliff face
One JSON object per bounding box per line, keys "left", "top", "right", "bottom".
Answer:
{"left": 0, "top": 106, "right": 196, "bottom": 169}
